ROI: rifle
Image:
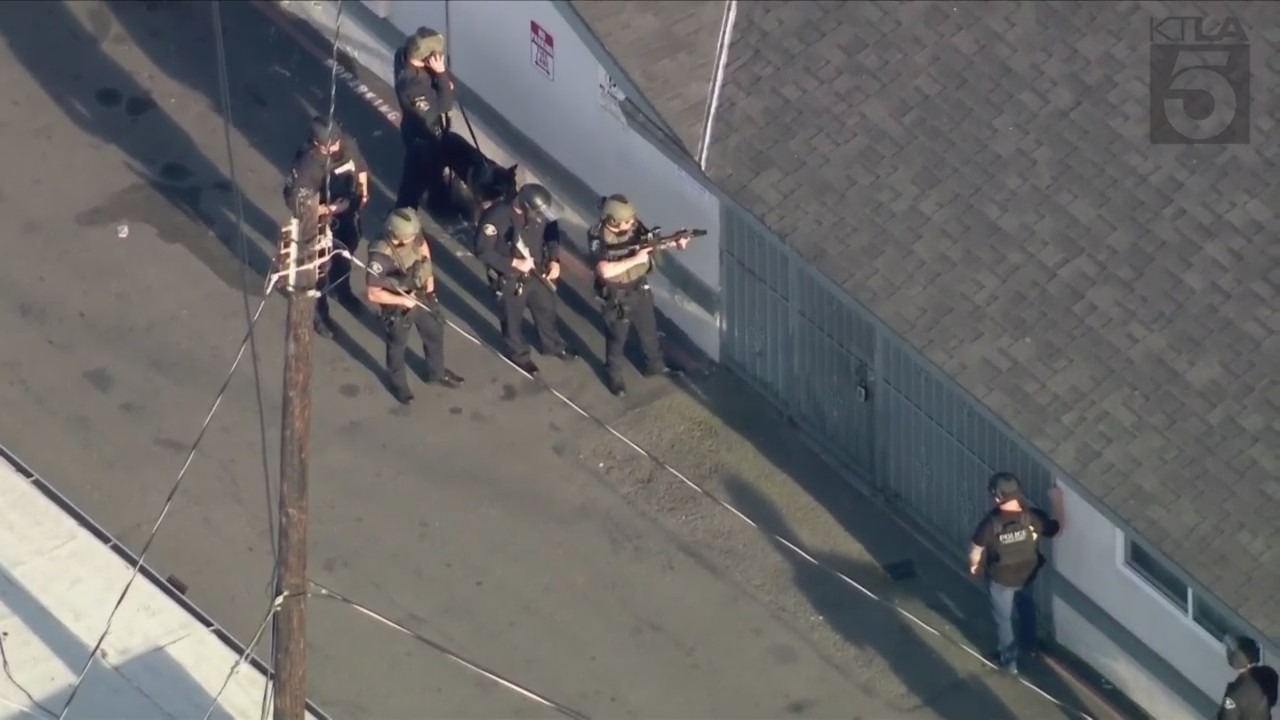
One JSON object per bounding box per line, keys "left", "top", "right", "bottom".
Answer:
{"left": 594, "top": 195, "right": 707, "bottom": 261}
{"left": 512, "top": 236, "right": 556, "bottom": 295}
{"left": 622, "top": 225, "right": 708, "bottom": 254}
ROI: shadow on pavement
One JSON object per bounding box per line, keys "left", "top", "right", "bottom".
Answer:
{"left": 687, "top": 371, "right": 1104, "bottom": 718}
{"left": 0, "top": 0, "right": 279, "bottom": 292}
{"left": 722, "top": 475, "right": 1021, "bottom": 720}
{"left": 103, "top": 0, "right": 619, "bottom": 386}
{"left": 100, "top": 0, "right": 516, "bottom": 391}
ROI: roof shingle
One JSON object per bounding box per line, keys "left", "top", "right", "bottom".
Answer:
{"left": 576, "top": 0, "right": 1280, "bottom": 642}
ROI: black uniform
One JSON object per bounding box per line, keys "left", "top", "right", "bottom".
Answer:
{"left": 394, "top": 61, "right": 454, "bottom": 211}
{"left": 1219, "top": 665, "right": 1278, "bottom": 720}
{"left": 588, "top": 224, "right": 666, "bottom": 392}
{"left": 283, "top": 130, "right": 367, "bottom": 321}
{"left": 475, "top": 202, "right": 571, "bottom": 366}
{"left": 365, "top": 232, "right": 461, "bottom": 401}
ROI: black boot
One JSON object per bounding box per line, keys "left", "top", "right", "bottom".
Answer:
{"left": 512, "top": 356, "right": 539, "bottom": 376}
{"left": 431, "top": 369, "right": 465, "bottom": 389}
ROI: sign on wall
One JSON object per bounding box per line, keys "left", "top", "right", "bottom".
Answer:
{"left": 530, "top": 21, "right": 555, "bottom": 81}
{"left": 597, "top": 65, "right": 625, "bottom": 124}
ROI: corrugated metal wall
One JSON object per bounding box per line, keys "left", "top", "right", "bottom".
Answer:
{"left": 722, "top": 205, "right": 1057, "bottom": 627}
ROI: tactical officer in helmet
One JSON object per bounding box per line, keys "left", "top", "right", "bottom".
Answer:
{"left": 475, "top": 183, "right": 577, "bottom": 376}
{"left": 365, "top": 208, "right": 464, "bottom": 404}
{"left": 394, "top": 29, "right": 454, "bottom": 212}
{"left": 393, "top": 26, "right": 435, "bottom": 78}
{"left": 967, "top": 473, "right": 1065, "bottom": 675}
{"left": 588, "top": 194, "right": 690, "bottom": 397}
{"left": 1217, "top": 635, "right": 1277, "bottom": 720}
{"left": 283, "top": 117, "right": 369, "bottom": 337}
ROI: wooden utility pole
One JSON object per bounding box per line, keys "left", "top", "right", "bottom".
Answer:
{"left": 273, "top": 188, "right": 325, "bottom": 720}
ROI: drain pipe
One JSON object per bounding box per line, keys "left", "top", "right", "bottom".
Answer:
{"left": 696, "top": 0, "right": 738, "bottom": 171}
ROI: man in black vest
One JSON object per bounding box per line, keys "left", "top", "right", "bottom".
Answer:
{"left": 1218, "top": 635, "right": 1278, "bottom": 720}
{"left": 967, "top": 472, "right": 1065, "bottom": 675}
{"left": 283, "top": 117, "right": 369, "bottom": 337}
{"left": 474, "top": 183, "right": 577, "bottom": 376}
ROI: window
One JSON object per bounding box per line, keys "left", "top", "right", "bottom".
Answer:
{"left": 1123, "top": 536, "right": 1260, "bottom": 653}
{"left": 1126, "top": 539, "right": 1189, "bottom": 611}
{"left": 1193, "top": 596, "right": 1249, "bottom": 649}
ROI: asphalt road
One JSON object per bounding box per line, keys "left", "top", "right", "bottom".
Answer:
{"left": 0, "top": 2, "right": 1090, "bottom": 719}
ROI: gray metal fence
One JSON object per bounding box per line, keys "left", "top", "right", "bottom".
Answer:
{"left": 721, "top": 205, "right": 1057, "bottom": 624}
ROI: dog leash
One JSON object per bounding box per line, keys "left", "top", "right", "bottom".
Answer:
{"left": 443, "top": 0, "right": 484, "bottom": 154}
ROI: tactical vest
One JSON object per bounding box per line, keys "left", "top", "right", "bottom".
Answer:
{"left": 371, "top": 236, "right": 432, "bottom": 292}
{"left": 595, "top": 224, "right": 650, "bottom": 285}
{"left": 990, "top": 512, "right": 1038, "bottom": 568}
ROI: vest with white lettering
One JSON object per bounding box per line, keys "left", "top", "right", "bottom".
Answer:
{"left": 990, "top": 512, "right": 1038, "bottom": 569}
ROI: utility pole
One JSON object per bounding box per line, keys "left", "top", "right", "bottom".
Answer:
{"left": 272, "top": 188, "right": 327, "bottom": 720}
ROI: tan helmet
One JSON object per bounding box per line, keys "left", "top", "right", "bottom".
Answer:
{"left": 600, "top": 194, "right": 636, "bottom": 225}
{"left": 385, "top": 208, "right": 421, "bottom": 239}
{"left": 407, "top": 31, "right": 445, "bottom": 62}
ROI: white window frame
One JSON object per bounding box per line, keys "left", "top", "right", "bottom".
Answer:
{"left": 1114, "top": 529, "right": 1255, "bottom": 656}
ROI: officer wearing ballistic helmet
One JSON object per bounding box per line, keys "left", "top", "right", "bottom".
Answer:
{"left": 967, "top": 472, "right": 1065, "bottom": 675}
{"left": 588, "top": 194, "right": 690, "bottom": 397}
{"left": 475, "top": 183, "right": 577, "bottom": 376}
{"left": 283, "top": 116, "right": 369, "bottom": 337}
{"left": 365, "top": 208, "right": 464, "bottom": 404}
{"left": 394, "top": 29, "right": 454, "bottom": 212}
{"left": 1217, "top": 635, "right": 1277, "bottom": 720}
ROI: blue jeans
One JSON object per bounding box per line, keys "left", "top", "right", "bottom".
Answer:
{"left": 989, "top": 580, "right": 1038, "bottom": 667}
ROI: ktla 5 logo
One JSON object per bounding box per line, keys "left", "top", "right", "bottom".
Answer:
{"left": 1149, "top": 16, "right": 1250, "bottom": 145}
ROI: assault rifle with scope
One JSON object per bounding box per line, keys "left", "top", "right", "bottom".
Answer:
{"left": 595, "top": 195, "right": 707, "bottom": 260}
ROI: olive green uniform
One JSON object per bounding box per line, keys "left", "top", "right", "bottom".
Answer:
{"left": 588, "top": 222, "right": 664, "bottom": 390}
{"left": 366, "top": 228, "right": 454, "bottom": 399}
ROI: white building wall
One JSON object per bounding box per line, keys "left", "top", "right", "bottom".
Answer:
{"left": 344, "top": 0, "right": 723, "bottom": 359}
{"left": 1053, "top": 483, "right": 1267, "bottom": 718}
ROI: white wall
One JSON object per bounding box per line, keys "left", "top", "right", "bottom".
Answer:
{"left": 306, "top": 0, "right": 723, "bottom": 358}
{"left": 1052, "top": 483, "right": 1262, "bottom": 718}
{"left": 1052, "top": 598, "right": 1201, "bottom": 720}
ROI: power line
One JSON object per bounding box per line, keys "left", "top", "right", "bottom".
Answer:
{"left": 55, "top": 295, "right": 274, "bottom": 720}
{"left": 306, "top": 580, "right": 590, "bottom": 720}
{"left": 199, "top": 592, "right": 289, "bottom": 720}
{"left": 208, "top": 5, "right": 280, "bottom": 719}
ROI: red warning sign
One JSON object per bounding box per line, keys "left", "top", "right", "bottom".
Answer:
{"left": 530, "top": 21, "right": 555, "bottom": 81}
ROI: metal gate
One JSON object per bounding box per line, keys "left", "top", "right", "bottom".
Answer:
{"left": 721, "top": 204, "right": 1057, "bottom": 581}
{"left": 721, "top": 209, "right": 875, "bottom": 480}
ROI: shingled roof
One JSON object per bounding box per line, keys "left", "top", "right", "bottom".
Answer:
{"left": 571, "top": 0, "right": 1280, "bottom": 642}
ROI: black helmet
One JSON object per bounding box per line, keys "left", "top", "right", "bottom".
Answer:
{"left": 515, "top": 183, "right": 556, "bottom": 222}
{"left": 309, "top": 116, "right": 340, "bottom": 147}
{"left": 988, "top": 472, "right": 1024, "bottom": 503}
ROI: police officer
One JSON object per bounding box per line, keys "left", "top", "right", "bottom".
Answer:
{"left": 475, "top": 184, "right": 576, "bottom": 375}
{"left": 588, "top": 194, "right": 690, "bottom": 397}
{"left": 1218, "top": 635, "right": 1278, "bottom": 720}
{"left": 365, "top": 208, "right": 464, "bottom": 404}
{"left": 283, "top": 116, "right": 369, "bottom": 337}
{"left": 966, "top": 473, "right": 1065, "bottom": 675}
{"left": 394, "top": 29, "right": 453, "bottom": 212}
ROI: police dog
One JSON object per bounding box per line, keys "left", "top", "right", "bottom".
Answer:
{"left": 439, "top": 130, "right": 517, "bottom": 227}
